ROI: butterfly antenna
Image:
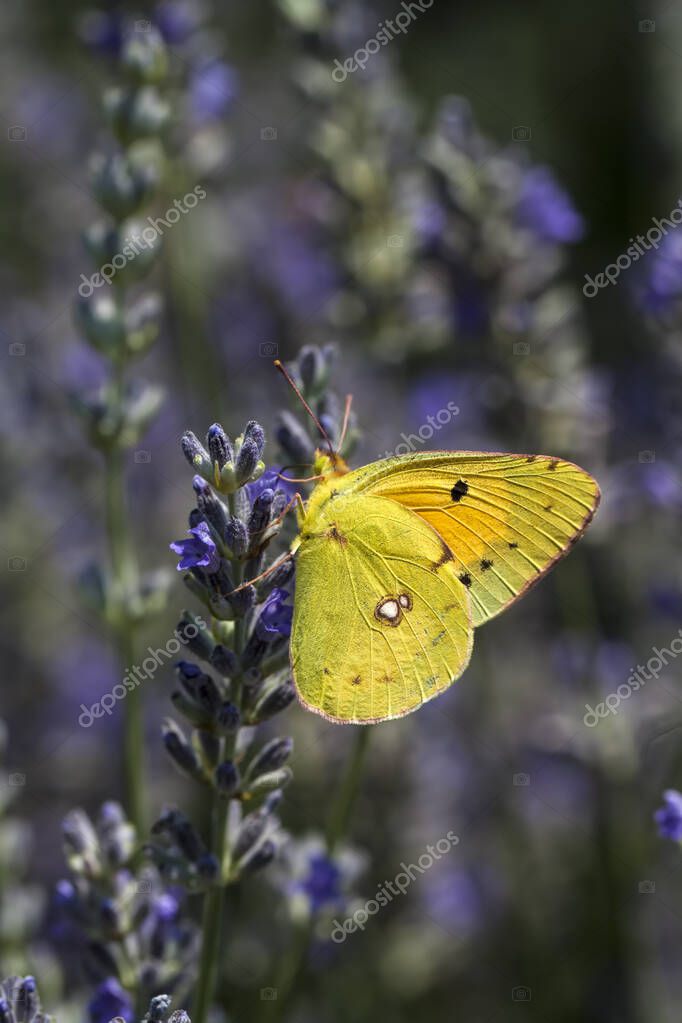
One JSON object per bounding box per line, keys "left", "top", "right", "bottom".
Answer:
{"left": 338, "top": 394, "right": 353, "bottom": 450}
{"left": 274, "top": 359, "right": 336, "bottom": 458}
{"left": 277, "top": 471, "right": 324, "bottom": 484}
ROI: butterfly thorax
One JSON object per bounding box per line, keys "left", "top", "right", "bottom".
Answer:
{"left": 297, "top": 449, "right": 351, "bottom": 530}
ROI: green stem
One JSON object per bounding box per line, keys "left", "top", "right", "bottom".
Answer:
{"left": 193, "top": 507, "right": 245, "bottom": 1023}
{"left": 103, "top": 365, "right": 145, "bottom": 834}
{"left": 192, "top": 796, "right": 230, "bottom": 1023}
{"left": 326, "top": 725, "right": 372, "bottom": 853}
{"left": 268, "top": 726, "right": 372, "bottom": 1021}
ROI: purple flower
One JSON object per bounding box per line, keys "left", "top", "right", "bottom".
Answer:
{"left": 170, "top": 521, "right": 219, "bottom": 572}
{"left": 638, "top": 462, "right": 682, "bottom": 508}
{"left": 422, "top": 868, "right": 483, "bottom": 935}
{"left": 636, "top": 231, "right": 682, "bottom": 317}
{"left": 154, "top": 0, "right": 200, "bottom": 44}
{"left": 78, "top": 12, "right": 125, "bottom": 56}
{"left": 256, "top": 588, "right": 293, "bottom": 641}
{"left": 649, "top": 586, "right": 682, "bottom": 620}
{"left": 189, "top": 60, "right": 238, "bottom": 124}
{"left": 516, "top": 166, "right": 584, "bottom": 244}
{"left": 248, "top": 467, "right": 297, "bottom": 504}
{"left": 54, "top": 879, "right": 77, "bottom": 908}
{"left": 258, "top": 223, "right": 339, "bottom": 317}
{"left": 88, "top": 979, "right": 134, "bottom": 1023}
{"left": 296, "top": 852, "right": 343, "bottom": 912}
{"left": 151, "top": 892, "right": 180, "bottom": 922}
{"left": 655, "top": 790, "right": 682, "bottom": 841}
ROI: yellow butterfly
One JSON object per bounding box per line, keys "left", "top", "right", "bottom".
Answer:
{"left": 288, "top": 448, "right": 599, "bottom": 725}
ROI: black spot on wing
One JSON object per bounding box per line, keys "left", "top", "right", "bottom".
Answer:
{"left": 326, "top": 525, "right": 347, "bottom": 545}
{"left": 508, "top": 542, "right": 519, "bottom": 549}
{"left": 480, "top": 559, "right": 493, "bottom": 572}
{"left": 450, "top": 479, "right": 468, "bottom": 502}
{"left": 459, "top": 572, "right": 472, "bottom": 588}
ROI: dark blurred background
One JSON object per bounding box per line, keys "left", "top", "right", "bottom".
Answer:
{"left": 3, "top": 0, "right": 682, "bottom": 1021}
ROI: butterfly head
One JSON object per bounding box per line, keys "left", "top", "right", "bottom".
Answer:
{"left": 313, "top": 448, "right": 350, "bottom": 481}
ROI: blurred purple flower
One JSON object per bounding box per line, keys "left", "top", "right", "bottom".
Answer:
{"left": 154, "top": 0, "right": 201, "bottom": 44}
{"left": 256, "top": 588, "right": 293, "bottom": 641}
{"left": 406, "top": 371, "right": 490, "bottom": 449}
{"left": 296, "top": 852, "right": 343, "bottom": 912}
{"left": 189, "top": 60, "right": 238, "bottom": 123}
{"left": 609, "top": 460, "right": 682, "bottom": 521}
{"left": 595, "top": 641, "right": 636, "bottom": 693}
{"left": 516, "top": 166, "right": 584, "bottom": 244}
{"left": 151, "top": 891, "right": 180, "bottom": 921}
{"left": 649, "top": 586, "right": 682, "bottom": 620}
{"left": 79, "top": 11, "right": 125, "bottom": 55}
{"left": 88, "top": 979, "right": 134, "bottom": 1023}
{"left": 636, "top": 231, "right": 682, "bottom": 317}
{"left": 170, "top": 521, "right": 219, "bottom": 572}
{"left": 422, "top": 868, "right": 483, "bottom": 936}
{"left": 61, "top": 344, "right": 108, "bottom": 393}
{"left": 54, "top": 879, "right": 77, "bottom": 908}
{"left": 638, "top": 462, "right": 682, "bottom": 507}
{"left": 408, "top": 195, "right": 447, "bottom": 248}
{"left": 655, "top": 789, "right": 682, "bottom": 841}
{"left": 258, "top": 223, "right": 339, "bottom": 317}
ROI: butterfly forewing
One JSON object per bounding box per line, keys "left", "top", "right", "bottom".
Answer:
{"left": 339, "top": 452, "right": 600, "bottom": 627}
{"left": 291, "top": 494, "right": 473, "bottom": 724}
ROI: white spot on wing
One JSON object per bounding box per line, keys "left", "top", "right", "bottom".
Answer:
{"left": 377, "top": 599, "right": 400, "bottom": 621}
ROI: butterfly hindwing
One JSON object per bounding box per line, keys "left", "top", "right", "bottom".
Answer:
{"left": 334, "top": 452, "right": 600, "bottom": 627}
{"left": 291, "top": 493, "right": 473, "bottom": 723}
